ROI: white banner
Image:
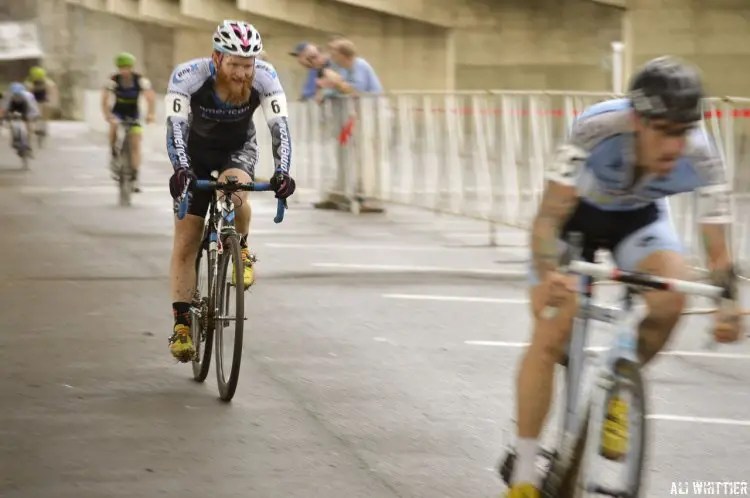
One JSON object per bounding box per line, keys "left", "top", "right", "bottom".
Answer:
{"left": 0, "top": 21, "right": 43, "bottom": 61}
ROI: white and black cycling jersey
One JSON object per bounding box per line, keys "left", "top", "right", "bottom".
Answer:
{"left": 164, "top": 57, "right": 291, "bottom": 174}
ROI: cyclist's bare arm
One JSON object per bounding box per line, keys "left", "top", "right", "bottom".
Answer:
{"left": 693, "top": 139, "right": 736, "bottom": 292}
{"left": 101, "top": 79, "right": 116, "bottom": 121}
{"left": 532, "top": 144, "right": 585, "bottom": 282}
{"left": 139, "top": 76, "right": 156, "bottom": 121}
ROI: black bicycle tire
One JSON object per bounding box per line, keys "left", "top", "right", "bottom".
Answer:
{"left": 541, "top": 397, "right": 591, "bottom": 498}
{"left": 214, "top": 233, "right": 244, "bottom": 402}
{"left": 191, "top": 236, "right": 215, "bottom": 382}
{"left": 118, "top": 134, "right": 132, "bottom": 206}
{"left": 36, "top": 120, "right": 45, "bottom": 148}
{"left": 13, "top": 124, "right": 29, "bottom": 169}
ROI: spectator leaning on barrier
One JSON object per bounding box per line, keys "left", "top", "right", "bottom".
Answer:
{"left": 321, "top": 38, "right": 385, "bottom": 213}
{"left": 289, "top": 42, "right": 334, "bottom": 102}
{"left": 324, "top": 38, "right": 383, "bottom": 95}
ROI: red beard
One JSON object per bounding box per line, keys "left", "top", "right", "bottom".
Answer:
{"left": 216, "top": 68, "right": 252, "bottom": 105}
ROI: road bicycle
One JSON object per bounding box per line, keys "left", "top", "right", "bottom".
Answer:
{"left": 498, "top": 233, "right": 734, "bottom": 498}
{"left": 177, "top": 172, "right": 285, "bottom": 402}
{"left": 8, "top": 112, "right": 31, "bottom": 170}
{"left": 112, "top": 118, "right": 140, "bottom": 207}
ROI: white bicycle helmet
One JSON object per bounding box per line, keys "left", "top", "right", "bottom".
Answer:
{"left": 212, "top": 20, "right": 263, "bottom": 57}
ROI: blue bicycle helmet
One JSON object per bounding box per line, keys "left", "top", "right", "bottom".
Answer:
{"left": 9, "top": 82, "right": 25, "bottom": 95}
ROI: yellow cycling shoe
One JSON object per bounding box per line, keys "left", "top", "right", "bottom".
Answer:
{"left": 232, "top": 247, "right": 256, "bottom": 289}
{"left": 505, "top": 483, "right": 540, "bottom": 498}
{"left": 601, "top": 394, "right": 629, "bottom": 461}
{"left": 169, "top": 323, "right": 195, "bottom": 363}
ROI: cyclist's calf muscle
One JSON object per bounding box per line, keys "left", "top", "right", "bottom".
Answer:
{"left": 170, "top": 214, "right": 204, "bottom": 302}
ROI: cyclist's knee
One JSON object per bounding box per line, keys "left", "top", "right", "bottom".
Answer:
{"left": 637, "top": 250, "right": 687, "bottom": 322}
{"left": 528, "top": 285, "right": 575, "bottom": 364}
{"left": 219, "top": 167, "right": 251, "bottom": 183}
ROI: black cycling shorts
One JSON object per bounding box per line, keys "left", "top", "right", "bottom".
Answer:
{"left": 7, "top": 101, "right": 31, "bottom": 121}
{"left": 32, "top": 90, "right": 47, "bottom": 104}
{"left": 173, "top": 145, "right": 256, "bottom": 219}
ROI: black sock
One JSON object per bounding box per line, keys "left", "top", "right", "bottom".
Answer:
{"left": 172, "top": 301, "right": 191, "bottom": 327}
{"left": 240, "top": 235, "right": 248, "bottom": 248}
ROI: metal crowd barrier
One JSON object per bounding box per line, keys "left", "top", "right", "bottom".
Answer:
{"left": 291, "top": 92, "right": 750, "bottom": 281}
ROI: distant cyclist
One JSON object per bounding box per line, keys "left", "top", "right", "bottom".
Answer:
{"left": 164, "top": 20, "right": 296, "bottom": 362}
{"left": 0, "top": 82, "right": 40, "bottom": 153}
{"left": 101, "top": 52, "right": 156, "bottom": 192}
{"left": 25, "top": 66, "right": 57, "bottom": 129}
{"left": 503, "top": 56, "right": 742, "bottom": 498}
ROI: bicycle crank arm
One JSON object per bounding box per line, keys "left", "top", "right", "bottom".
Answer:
{"left": 589, "top": 483, "right": 633, "bottom": 498}
{"left": 214, "top": 316, "right": 248, "bottom": 321}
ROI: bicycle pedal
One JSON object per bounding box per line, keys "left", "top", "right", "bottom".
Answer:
{"left": 590, "top": 484, "right": 631, "bottom": 498}
{"left": 498, "top": 447, "right": 556, "bottom": 486}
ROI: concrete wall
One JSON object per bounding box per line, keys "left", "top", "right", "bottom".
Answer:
{"left": 625, "top": 0, "right": 750, "bottom": 97}
{"left": 0, "top": 0, "right": 40, "bottom": 85}
{"left": 66, "top": 6, "right": 174, "bottom": 93}
{"left": 455, "top": 0, "right": 622, "bottom": 91}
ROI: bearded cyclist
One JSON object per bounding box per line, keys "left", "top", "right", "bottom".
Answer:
{"left": 165, "top": 20, "right": 296, "bottom": 362}
{"left": 101, "top": 52, "right": 156, "bottom": 192}
{"left": 504, "top": 56, "right": 743, "bottom": 497}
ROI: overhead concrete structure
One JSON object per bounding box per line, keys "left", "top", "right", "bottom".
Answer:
{"left": 21, "top": 0, "right": 750, "bottom": 120}
{"left": 623, "top": 0, "right": 750, "bottom": 96}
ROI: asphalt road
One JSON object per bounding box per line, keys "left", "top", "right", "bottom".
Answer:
{"left": 0, "top": 122, "right": 748, "bottom": 498}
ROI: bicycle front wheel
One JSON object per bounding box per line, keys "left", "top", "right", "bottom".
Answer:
{"left": 571, "top": 361, "right": 648, "bottom": 498}
{"left": 118, "top": 137, "right": 132, "bottom": 207}
{"left": 214, "top": 233, "right": 245, "bottom": 402}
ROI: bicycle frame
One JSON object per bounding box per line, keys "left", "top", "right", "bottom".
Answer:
{"left": 551, "top": 269, "right": 645, "bottom": 495}
{"left": 202, "top": 172, "right": 241, "bottom": 299}
{"left": 544, "top": 243, "right": 726, "bottom": 497}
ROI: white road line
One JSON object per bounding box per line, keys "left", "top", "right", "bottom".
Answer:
{"left": 21, "top": 185, "right": 171, "bottom": 194}
{"left": 384, "top": 294, "right": 528, "bottom": 304}
{"left": 267, "top": 242, "right": 504, "bottom": 251}
{"left": 647, "top": 414, "right": 750, "bottom": 427}
{"left": 251, "top": 229, "right": 320, "bottom": 235}
{"left": 312, "top": 263, "right": 525, "bottom": 275}
{"left": 464, "top": 340, "right": 750, "bottom": 359}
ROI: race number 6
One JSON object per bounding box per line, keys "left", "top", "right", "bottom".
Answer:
{"left": 263, "top": 96, "right": 287, "bottom": 118}
{"left": 165, "top": 94, "right": 189, "bottom": 119}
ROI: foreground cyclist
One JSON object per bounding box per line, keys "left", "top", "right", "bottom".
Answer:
{"left": 165, "top": 20, "right": 296, "bottom": 362}
{"left": 101, "top": 52, "right": 156, "bottom": 192}
{"left": 505, "top": 57, "right": 743, "bottom": 497}
{"left": 0, "top": 83, "right": 40, "bottom": 154}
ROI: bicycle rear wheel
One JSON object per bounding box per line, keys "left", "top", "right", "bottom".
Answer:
{"left": 118, "top": 136, "right": 132, "bottom": 207}
{"left": 191, "top": 229, "right": 215, "bottom": 382}
{"left": 214, "top": 233, "right": 245, "bottom": 402}
{"left": 13, "top": 123, "right": 29, "bottom": 170}
{"left": 36, "top": 119, "right": 46, "bottom": 148}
